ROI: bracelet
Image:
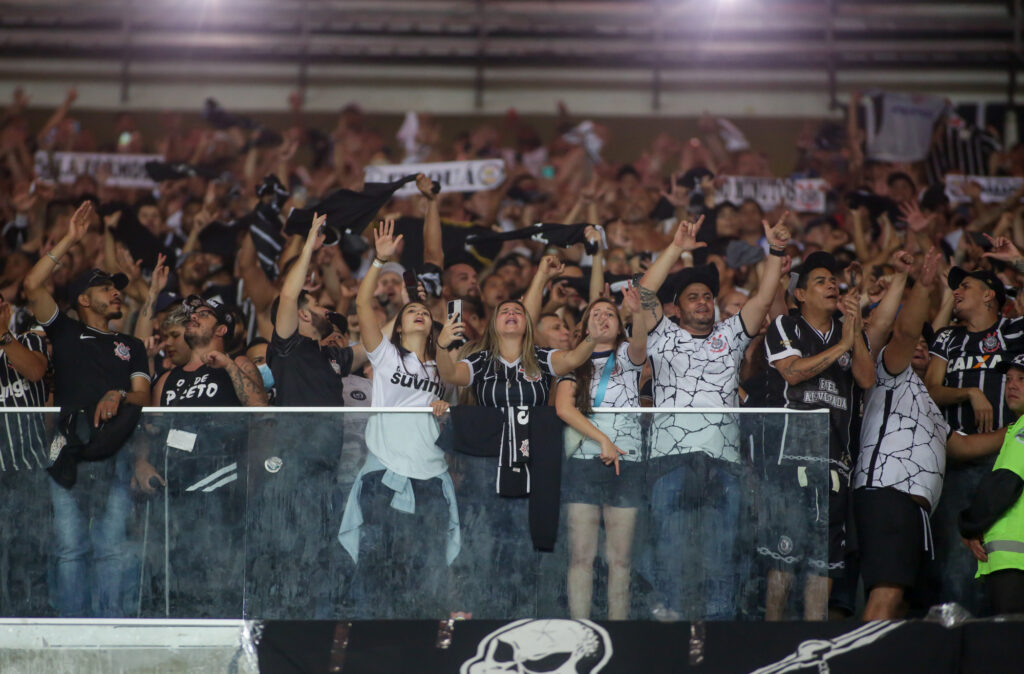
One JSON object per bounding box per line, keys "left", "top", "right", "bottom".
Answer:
{"left": 769, "top": 247, "right": 786, "bottom": 257}
{"left": 46, "top": 252, "right": 62, "bottom": 267}
{"left": 371, "top": 258, "right": 385, "bottom": 269}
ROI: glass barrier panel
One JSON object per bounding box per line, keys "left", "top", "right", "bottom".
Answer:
{"left": 0, "top": 408, "right": 829, "bottom": 621}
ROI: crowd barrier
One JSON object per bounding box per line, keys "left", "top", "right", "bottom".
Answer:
{"left": 0, "top": 407, "right": 829, "bottom": 622}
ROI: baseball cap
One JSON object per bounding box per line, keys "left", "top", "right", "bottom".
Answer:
{"left": 663, "top": 264, "right": 719, "bottom": 304}
{"left": 947, "top": 267, "right": 1007, "bottom": 309}
{"left": 183, "top": 294, "right": 235, "bottom": 330}
{"left": 69, "top": 269, "right": 129, "bottom": 306}
{"left": 795, "top": 251, "right": 840, "bottom": 288}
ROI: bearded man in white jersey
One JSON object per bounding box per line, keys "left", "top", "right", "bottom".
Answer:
{"left": 636, "top": 213, "right": 790, "bottom": 620}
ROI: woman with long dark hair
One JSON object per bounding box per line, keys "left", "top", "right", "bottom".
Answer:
{"left": 555, "top": 288, "right": 647, "bottom": 619}
{"left": 338, "top": 218, "right": 457, "bottom": 618}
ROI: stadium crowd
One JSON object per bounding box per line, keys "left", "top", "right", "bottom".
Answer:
{"left": 1, "top": 86, "right": 1024, "bottom": 622}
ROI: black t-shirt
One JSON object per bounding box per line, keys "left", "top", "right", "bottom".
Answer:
{"left": 460, "top": 347, "right": 557, "bottom": 408}
{"left": 929, "top": 316, "right": 1024, "bottom": 433}
{"left": 763, "top": 312, "right": 861, "bottom": 468}
{"left": 41, "top": 310, "right": 149, "bottom": 410}
{"left": 160, "top": 363, "right": 241, "bottom": 407}
{"left": 267, "top": 330, "right": 353, "bottom": 407}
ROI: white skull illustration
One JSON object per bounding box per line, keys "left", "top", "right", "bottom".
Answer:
{"left": 461, "top": 619, "right": 612, "bottom": 674}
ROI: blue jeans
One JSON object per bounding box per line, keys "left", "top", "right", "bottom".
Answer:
{"left": 49, "top": 457, "right": 133, "bottom": 617}
{"left": 648, "top": 454, "right": 741, "bottom": 620}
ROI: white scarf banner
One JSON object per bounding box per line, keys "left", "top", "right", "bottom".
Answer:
{"left": 33, "top": 151, "right": 162, "bottom": 189}
{"left": 945, "top": 174, "right": 1024, "bottom": 204}
{"left": 719, "top": 176, "right": 828, "bottom": 214}
{"left": 364, "top": 159, "right": 506, "bottom": 197}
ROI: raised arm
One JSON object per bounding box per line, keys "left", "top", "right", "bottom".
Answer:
{"left": 416, "top": 174, "right": 444, "bottom": 268}
{"left": 846, "top": 291, "right": 876, "bottom": 390}
{"left": 0, "top": 302, "right": 46, "bottom": 382}
{"left": 879, "top": 248, "right": 938, "bottom": 375}
{"left": 551, "top": 331, "right": 597, "bottom": 375}
{"left": 357, "top": 218, "right": 403, "bottom": 354}
{"left": 135, "top": 253, "right": 169, "bottom": 343}
{"left": 522, "top": 255, "right": 564, "bottom": 328}
{"left": 586, "top": 226, "right": 605, "bottom": 303}
{"left": 638, "top": 215, "right": 706, "bottom": 325}
{"left": 275, "top": 213, "right": 325, "bottom": 340}
{"left": 205, "top": 351, "right": 268, "bottom": 406}
{"left": 621, "top": 283, "right": 647, "bottom": 366}
{"left": 436, "top": 315, "right": 471, "bottom": 386}
{"left": 740, "top": 213, "right": 790, "bottom": 336}
{"left": 24, "top": 201, "right": 92, "bottom": 322}
{"left": 864, "top": 250, "right": 912, "bottom": 358}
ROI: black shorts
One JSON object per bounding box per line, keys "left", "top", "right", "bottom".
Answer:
{"left": 756, "top": 462, "right": 849, "bottom": 578}
{"left": 855, "top": 487, "right": 930, "bottom": 590}
{"left": 562, "top": 455, "right": 644, "bottom": 509}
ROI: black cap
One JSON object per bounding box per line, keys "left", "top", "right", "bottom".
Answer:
{"left": 796, "top": 251, "right": 840, "bottom": 288}
{"left": 69, "top": 269, "right": 129, "bottom": 306}
{"left": 665, "top": 264, "right": 719, "bottom": 303}
{"left": 947, "top": 267, "right": 1007, "bottom": 310}
{"left": 996, "top": 352, "right": 1024, "bottom": 374}
{"left": 183, "top": 294, "right": 235, "bottom": 330}
{"left": 154, "top": 291, "right": 181, "bottom": 315}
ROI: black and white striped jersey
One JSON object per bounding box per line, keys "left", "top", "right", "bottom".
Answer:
{"left": 929, "top": 317, "right": 1024, "bottom": 433}
{"left": 646, "top": 313, "right": 753, "bottom": 462}
{"left": 854, "top": 348, "right": 948, "bottom": 510}
{"left": 460, "top": 347, "right": 557, "bottom": 408}
{"left": 0, "top": 332, "right": 48, "bottom": 471}
{"left": 763, "top": 313, "right": 860, "bottom": 470}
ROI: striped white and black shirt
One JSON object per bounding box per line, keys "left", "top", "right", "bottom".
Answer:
{"left": 0, "top": 332, "right": 48, "bottom": 470}
{"left": 925, "top": 124, "right": 1001, "bottom": 185}
{"left": 460, "top": 347, "right": 557, "bottom": 408}
{"left": 929, "top": 317, "right": 1024, "bottom": 433}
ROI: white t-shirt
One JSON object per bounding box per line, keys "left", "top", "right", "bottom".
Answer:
{"left": 562, "top": 341, "right": 645, "bottom": 461}
{"left": 647, "top": 313, "right": 753, "bottom": 462}
{"left": 853, "top": 348, "right": 948, "bottom": 510}
{"left": 364, "top": 339, "right": 448, "bottom": 480}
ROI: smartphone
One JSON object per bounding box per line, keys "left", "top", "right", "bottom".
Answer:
{"left": 403, "top": 270, "right": 424, "bottom": 302}
{"left": 446, "top": 299, "right": 466, "bottom": 349}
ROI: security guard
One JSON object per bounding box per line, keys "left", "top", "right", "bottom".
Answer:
{"left": 960, "top": 353, "right": 1024, "bottom": 615}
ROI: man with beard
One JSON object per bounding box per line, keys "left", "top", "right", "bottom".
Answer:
{"left": 153, "top": 296, "right": 265, "bottom": 408}
{"left": 269, "top": 213, "right": 368, "bottom": 407}
{"left": 761, "top": 251, "right": 875, "bottom": 619}
{"left": 253, "top": 214, "right": 368, "bottom": 617}
{"left": 146, "top": 296, "right": 264, "bottom": 615}
{"left": 442, "top": 262, "right": 480, "bottom": 304}
{"left": 23, "top": 201, "right": 151, "bottom": 616}
{"left": 636, "top": 213, "right": 791, "bottom": 621}
{"left": 924, "top": 251, "right": 1024, "bottom": 613}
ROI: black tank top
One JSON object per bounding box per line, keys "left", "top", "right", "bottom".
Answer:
{"left": 161, "top": 363, "right": 241, "bottom": 407}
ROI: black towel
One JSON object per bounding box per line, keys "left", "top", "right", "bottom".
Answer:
{"left": 47, "top": 403, "right": 143, "bottom": 489}
{"left": 284, "top": 176, "right": 418, "bottom": 240}
{"left": 464, "top": 222, "right": 599, "bottom": 255}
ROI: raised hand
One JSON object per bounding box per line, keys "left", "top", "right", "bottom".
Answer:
{"left": 583, "top": 225, "right": 602, "bottom": 249}
{"left": 537, "top": 254, "right": 565, "bottom": 281}
{"left": 438, "top": 314, "right": 465, "bottom": 349}
{"left": 671, "top": 214, "right": 706, "bottom": 252}
{"left": 889, "top": 249, "right": 914, "bottom": 274}
{"left": 982, "top": 234, "right": 1023, "bottom": 262}
{"left": 373, "top": 217, "right": 403, "bottom": 260}
{"left": 67, "top": 201, "right": 93, "bottom": 241}
{"left": 660, "top": 173, "right": 690, "bottom": 208}
{"left": 918, "top": 247, "right": 942, "bottom": 288}
{"left": 103, "top": 209, "right": 122, "bottom": 231}
{"left": 762, "top": 211, "right": 791, "bottom": 249}
{"left": 151, "top": 253, "right": 170, "bottom": 295}
{"left": 899, "top": 200, "right": 936, "bottom": 233}
{"left": 306, "top": 212, "right": 327, "bottom": 251}
{"left": 621, "top": 282, "right": 641, "bottom": 314}
{"left": 415, "top": 173, "right": 437, "bottom": 200}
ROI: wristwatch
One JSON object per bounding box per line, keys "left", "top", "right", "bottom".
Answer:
{"left": 118, "top": 389, "right": 127, "bottom": 400}
{"left": 0, "top": 332, "right": 14, "bottom": 347}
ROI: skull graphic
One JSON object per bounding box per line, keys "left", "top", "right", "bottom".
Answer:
{"left": 461, "top": 619, "right": 612, "bottom": 674}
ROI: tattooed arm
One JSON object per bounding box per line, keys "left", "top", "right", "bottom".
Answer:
{"left": 206, "top": 352, "right": 268, "bottom": 406}
{"left": 638, "top": 215, "right": 706, "bottom": 325}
